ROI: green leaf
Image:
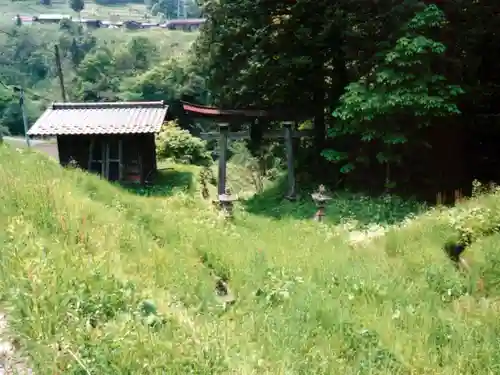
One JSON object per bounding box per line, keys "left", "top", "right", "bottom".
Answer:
{"left": 324, "top": 4, "right": 463, "bottom": 174}
{"left": 321, "top": 149, "right": 349, "bottom": 163}
{"left": 376, "top": 152, "right": 389, "bottom": 163}
{"left": 340, "top": 163, "right": 355, "bottom": 174}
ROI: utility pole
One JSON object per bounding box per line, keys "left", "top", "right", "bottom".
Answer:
{"left": 54, "top": 44, "right": 67, "bottom": 102}
{"left": 15, "top": 87, "right": 30, "bottom": 147}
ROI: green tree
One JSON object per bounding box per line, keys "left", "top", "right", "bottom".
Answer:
{"left": 120, "top": 58, "right": 189, "bottom": 101}
{"left": 322, "top": 5, "right": 463, "bottom": 184}
{"left": 192, "top": 0, "right": 392, "bottom": 165}
{"left": 72, "top": 47, "right": 120, "bottom": 100}
{"left": 126, "top": 36, "right": 157, "bottom": 70}
{"left": 69, "top": 0, "right": 85, "bottom": 20}
{"left": 1, "top": 28, "right": 54, "bottom": 87}
{"left": 156, "top": 121, "right": 211, "bottom": 165}
{"left": 72, "top": 38, "right": 162, "bottom": 101}
{"left": 0, "top": 86, "right": 14, "bottom": 136}
{"left": 186, "top": 0, "right": 201, "bottom": 18}
{"left": 150, "top": 0, "right": 177, "bottom": 19}
{"left": 58, "top": 21, "right": 97, "bottom": 68}
{"left": 147, "top": 0, "right": 201, "bottom": 18}
{"left": 0, "top": 87, "right": 38, "bottom": 136}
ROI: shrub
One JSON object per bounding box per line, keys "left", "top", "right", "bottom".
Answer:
{"left": 156, "top": 121, "right": 211, "bottom": 165}
{"left": 444, "top": 181, "right": 500, "bottom": 248}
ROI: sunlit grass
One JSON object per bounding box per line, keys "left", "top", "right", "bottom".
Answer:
{"left": 1, "top": 144, "right": 500, "bottom": 374}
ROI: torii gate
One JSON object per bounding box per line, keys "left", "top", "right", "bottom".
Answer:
{"left": 181, "top": 101, "right": 314, "bottom": 200}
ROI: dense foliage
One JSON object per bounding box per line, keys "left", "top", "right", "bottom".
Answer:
{"left": 0, "top": 22, "right": 203, "bottom": 134}
{"left": 69, "top": 0, "right": 85, "bottom": 14}
{"left": 193, "top": 0, "right": 500, "bottom": 192}
{"left": 146, "top": 0, "right": 201, "bottom": 19}
{"left": 1, "top": 0, "right": 499, "bottom": 193}
{"left": 156, "top": 121, "right": 211, "bottom": 165}
{"left": 323, "top": 5, "right": 463, "bottom": 177}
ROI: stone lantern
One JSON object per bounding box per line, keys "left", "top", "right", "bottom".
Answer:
{"left": 311, "top": 184, "right": 331, "bottom": 222}
{"left": 218, "top": 188, "right": 237, "bottom": 218}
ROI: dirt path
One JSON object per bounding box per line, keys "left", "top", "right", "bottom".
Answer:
{"left": 3, "top": 137, "right": 59, "bottom": 161}
{"left": 0, "top": 312, "right": 32, "bottom": 374}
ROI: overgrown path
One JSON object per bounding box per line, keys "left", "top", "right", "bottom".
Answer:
{"left": 0, "top": 311, "right": 31, "bottom": 374}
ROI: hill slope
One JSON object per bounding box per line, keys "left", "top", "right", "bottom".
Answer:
{"left": 1, "top": 144, "right": 500, "bottom": 374}
{"left": 0, "top": 0, "right": 153, "bottom": 24}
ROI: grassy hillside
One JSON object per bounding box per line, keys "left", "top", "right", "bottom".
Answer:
{"left": 1, "top": 144, "right": 500, "bottom": 374}
{"left": 0, "top": 0, "right": 154, "bottom": 24}
{"left": 0, "top": 21, "right": 198, "bottom": 131}
{"left": 0, "top": 18, "right": 197, "bottom": 52}
{"left": 0, "top": 0, "right": 199, "bottom": 48}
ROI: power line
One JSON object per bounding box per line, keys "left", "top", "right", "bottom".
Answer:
{"left": 0, "top": 76, "right": 41, "bottom": 102}
{"left": 0, "top": 76, "right": 22, "bottom": 93}
{"left": 0, "top": 71, "right": 56, "bottom": 101}
{"left": 0, "top": 69, "right": 43, "bottom": 99}
{"left": 0, "top": 78, "right": 11, "bottom": 90}
{"left": 0, "top": 28, "right": 15, "bottom": 37}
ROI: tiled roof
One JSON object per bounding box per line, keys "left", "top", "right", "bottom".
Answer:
{"left": 27, "top": 101, "right": 168, "bottom": 136}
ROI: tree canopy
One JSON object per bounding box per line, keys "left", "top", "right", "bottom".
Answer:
{"left": 1, "top": 0, "right": 499, "bottom": 193}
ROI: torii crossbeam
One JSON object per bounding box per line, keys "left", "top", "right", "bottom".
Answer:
{"left": 181, "top": 101, "right": 314, "bottom": 200}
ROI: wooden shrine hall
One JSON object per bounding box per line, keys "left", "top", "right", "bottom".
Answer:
{"left": 181, "top": 101, "right": 314, "bottom": 200}
{"left": 27, "top": 101, "right": 171, "bottom": 184}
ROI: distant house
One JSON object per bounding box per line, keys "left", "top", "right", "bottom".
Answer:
{"left": 123, "top": 20, "right": 142, "bottom": 30}
{"left": 141, "top": 22, "right": 159, "bottom": 29}
{"left": 27, "top": 101, "right": 172, "bottom": 184}
{"left": 163, "top": 18, "right": 206, "bottom": 31}
{"left": 12, "top": 15, "right": 34, "bottom": 24}
{"left": 101, "top": 20, "right": 123, "bottom": 28}
{"left": 79, "top": 19, "right": 102, "bottom": 28}
{"left": 33, "top": 14, "right": 72, "bottom": 23}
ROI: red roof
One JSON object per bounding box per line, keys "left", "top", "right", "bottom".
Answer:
{"left": 182, "top": 102, "right": 269, "bottom": 117}
{"left": 181, "top": 101, "right": 313, "bottom": 121}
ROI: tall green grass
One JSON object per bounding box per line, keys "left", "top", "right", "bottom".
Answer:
{"left": 1, "top": 144, "right": 500, "bottom": 374}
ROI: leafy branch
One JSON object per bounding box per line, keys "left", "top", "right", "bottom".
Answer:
{"left": 323, "top": 5, "right": 463, "bottom": 183}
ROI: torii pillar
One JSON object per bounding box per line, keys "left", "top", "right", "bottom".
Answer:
{"left": 217, "top": 122, "right": 229, "bottom": 195}
{"left": 283, "top": 121, "right": 297, "bottom": 200}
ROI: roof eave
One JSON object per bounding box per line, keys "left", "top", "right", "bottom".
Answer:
{"left": 28, "top": 130, "right": 161, "bottom": 136}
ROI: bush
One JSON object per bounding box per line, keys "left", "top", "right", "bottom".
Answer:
{"left": 156, "top": 121, "right": 211, "bottom": 165}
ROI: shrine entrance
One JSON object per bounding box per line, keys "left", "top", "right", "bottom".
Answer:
{"left": 180, "top": 101, "right": 314, "bottom": 201}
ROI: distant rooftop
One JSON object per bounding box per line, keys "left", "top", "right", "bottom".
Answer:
{"left": 165, "top": 18, "right": 206, "bottom": 25}
{"left": 36, "top": 14, "right": 72, "bottom": 19}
